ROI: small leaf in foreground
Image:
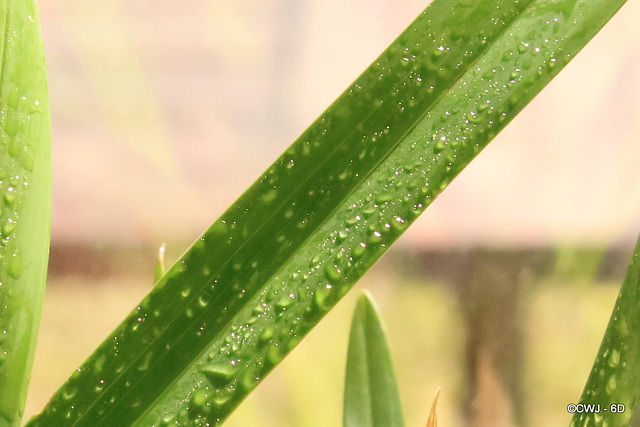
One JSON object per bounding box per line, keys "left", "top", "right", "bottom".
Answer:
{"left": 343, "top": 291, "right": 404, "bottom": 427}
{"left": 571, "top": 235, "right": 640, "bottom": 427}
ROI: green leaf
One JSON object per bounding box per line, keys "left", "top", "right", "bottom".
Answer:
{"left": 343, "top": 292, "right": 404, "bottom": 427}
{"left": 28, "top": 0, "right": 626, "bottom": 425}
{"left": 0, "top": 1, "right": 52, "bottom": 426}
{"left": 570, "top": 236, "right": 640, "bottom": 426}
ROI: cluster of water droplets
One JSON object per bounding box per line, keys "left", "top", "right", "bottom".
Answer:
{"left": 28, "top": 0, "right": 606, "bottom": 425}
{"left": 0, "top": 44, "right": 46, "bottom": 373}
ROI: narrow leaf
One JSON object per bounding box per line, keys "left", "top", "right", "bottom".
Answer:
{"left": 426, "top": 388, "right": 441, "bottom": 427}
{"left": 29, "top": 0, "right": 626, "bottom": 425}
{"left": 343, "top": 292, "right": 404, "bottom": 427}
{"left": 0, "top": 1, "right": 52, "bottom": 425}
{"left": 570, "top": 235, "right": 640, "bottom": 427}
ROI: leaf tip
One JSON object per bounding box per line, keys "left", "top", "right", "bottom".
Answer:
{"left": 426, "top": 387, "right": 441, "bottom": 427}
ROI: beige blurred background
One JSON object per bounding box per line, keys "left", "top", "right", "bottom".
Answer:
{"left": 24, "top": 0, "right": 640, "bottom": 426}
{"left": 39, "top": 0, "right": 640, "bottom": 250}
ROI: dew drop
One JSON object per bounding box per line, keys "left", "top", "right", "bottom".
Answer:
{"left": 433, "top": 139, "right": 446, "bottom": 153}
{"left": 375, "top": 193, "right": 394, "bottom": 204}
{"left": 336, "top": 230, "right": 348, "bottom": 242}
{"left": 361, "top": 195, "right": 378, "bottom": 210}
{"left": 213, "top": 388, "right": 236, "bottom": 407}
{"left": 267, "top": 343, "right": 283, "bottom": 365}
{"left": 616, "top": 318, "right": 629, "bottom": 337}
{"left": 324, "top": 263, "right": 342, "bottom": 284}
{"left": 137, "top": 352, "right": 153, "bottom": 372}
{"left": 605, "top": 375, "right": 617, "bottom": 394}
{"left": 345, "top": 216, "right": 361, "bottom": 226}
{"left": 190, "top": 389, "right": 210, "bottom": 412}
{"left": 8, "top": 254, "right": 22, "bottom": 279}
{"left": 391, "top": 216, "right": 407, "bottom": 232}
{"left": 61, "top": 386, "right": 77, "bottom": 401}
{"left": 252, "top": 304, "right": 266, "bottom": 316}
{"left": 368, "top": 230, "right": 383, "bottom": 245}
{"left": 3, "top": 190, "right": 16, "bottom": 208}
{"left": 313, "top": 285, "right": 332, "bottom": 312}
{"left": 200, "top": 363, "right": 236, "bottom": 387}
{"left": 352, "top": 242, "right": 366, "bottom": 259}
{"left": 94, "top": 354, "right": 107, "bottom": 373}
{"left": 276, "top": 295, "right": 294, "bottom": 310}
{"left": 161, "top": 414, "right": 176, "bottom": 425}
{"left": 259, "top": 327, "right": 275, "bottom": 345}
{"left": 240, "top": 367, "right": 261, "bottom": 391}
{"left": 261, "top": 189, "right": 278, "bottom": 204}
{"left": 22, "top": 152, "right": 34, "bottom": 171}
{"left": 198, "top": 295, "right": 209, "bottom": 308}
{"left": 608, "top": 349, "right": 620, "bottom": 368}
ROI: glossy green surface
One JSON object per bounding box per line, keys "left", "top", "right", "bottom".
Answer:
{"left": 343, "top": 292, "right": 403, "bottom": 427}
{"left": 0, "top": 1, "right": 52, "bottom": 426}
{"left": 27, "top": 0, "right": 626, "bottom": 425}
{"left": 570, "top": 237, "right": 640, "bottom": 427}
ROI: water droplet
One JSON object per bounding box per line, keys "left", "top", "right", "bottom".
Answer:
{"left": 368, "top": 230, "right": 383, "bottom": 245}
{"left": 345, "top": 216, "right": 361, "bottom": 226}
{"left": 3, "top": 190, "right": 16, "bottom": 207}
{"left": 276, "top": 295, "right": 294, "bottom": 310}
{"left": 261, "top": 189, "right": 278, "bottom": 204}
{"left": 198, "top": 295, "right": 209, "bottom": 308}
{"left": 161, "top": 413, "right": 176, "bottom": 425}
{"left": 94, "top": 354, "right": 107, "bottom": 373}
{"left": 352, "top": 242, "right": 366, "bottom": 259}
{"left": 22, "top": 152, "right": 34, "bottom": 171}
{"left": 62, "top": 386, "right": 77, "bottom": 400}
{"left": 8, "top": 254, "right": 22, "bottom": 279}
{"left": 200, "top": 363, "right": 236, "bottom": 387}
{"left": 213, "top": 388, "right": 236, "bottom": 407}
{"left": 375, "top": 193, "right": 394, "bottom": 204}
{"left": 240, "top": 367, "right": 261, "bottom": 391}
{"left": 190, "top": 389, "right": 210, "bottom": 409}
{"left": 267, "top": 343, "right": 283, "bottom": 365}
{"left": 391, "top": 216, "right": 407, "bottom": 232}
{"left": 137, "top": 351, "right": 153, "bottom": 371}
{"left": 324, "top": 263, "right": 342, "bottom": 283}
{"left": 608, "top": 349, "right": 620, "bottom": 368}
{"left": 252, "top": 304, "right": 266, "bottom": 316}
{"left": 605, "top": 375, "right": 617, "bottom": 394}
{"left": 616, "top": 318, "right": 629, "bottom": 336}
{"left": 313, "top": 285, "right": 332, "bottom": 312}
{"left": 259, "top": 327, "right": 275, "bottom": 345}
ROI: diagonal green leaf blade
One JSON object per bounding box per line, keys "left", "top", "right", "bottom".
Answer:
{"left": 570, "top": 236, "right": 640, "bottom": 427}
{"left": 29, "top": 0, "right": 626, "bottom": 425}
{"left": 0, "top": 1, "right": 52, "bottom": 426}
{"left": 343, "top": 292, "right": 404, "bottom": 427}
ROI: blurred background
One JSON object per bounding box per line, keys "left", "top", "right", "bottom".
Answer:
{"left": 25, "top": 0, "right": 640, "bottom": 426}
